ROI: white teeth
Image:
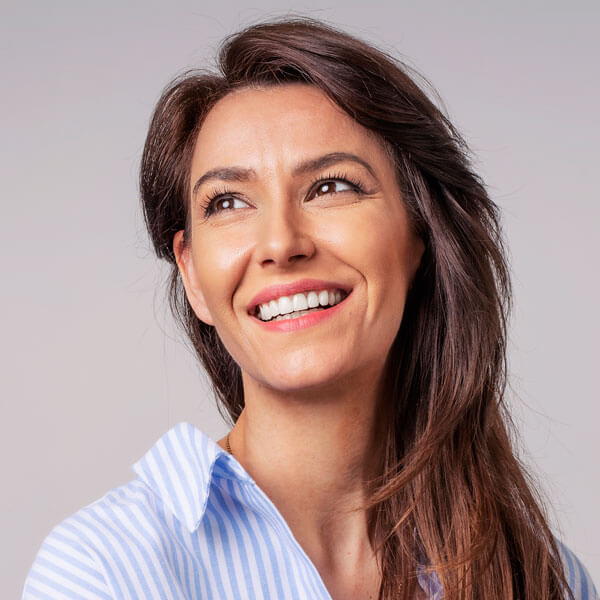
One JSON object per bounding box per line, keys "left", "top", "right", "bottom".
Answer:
{"left": 307, "top": 291, "right": 319, "bottom": 308}
{"left": 278, "top": 296, "right": 293, "bottom": 315}
{"left": 268, "top": 299, "right": 280, "bottom": 317}
{"left": 256, "top": 288, "right": 349, "bottom": 321}
{"left": 259, "top": 304, "right": 271, "bottom": 321}
{"left": 292, "top": 293, "right": 308, "bottom": 311}
{"left": 318, "top": 290, "right": 329, "bottom": 306}
{"left": 271, "top": 308, "right": 324, "bottom": 321}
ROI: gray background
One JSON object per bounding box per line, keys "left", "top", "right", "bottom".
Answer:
{"left": 2, "top": 1, "right": 598, "bottom": 597}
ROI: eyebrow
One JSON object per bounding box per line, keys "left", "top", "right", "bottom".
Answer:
{"left": 191, "top": 152, "right": 376, "bottom": 195}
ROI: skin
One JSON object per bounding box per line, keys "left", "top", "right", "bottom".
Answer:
{"left": 174, "top": 84, "right": 425, "bottom": 599}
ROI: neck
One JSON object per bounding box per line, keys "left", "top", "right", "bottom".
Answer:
{"left": 222, "top": 368, "right": 390, "bottom": 574}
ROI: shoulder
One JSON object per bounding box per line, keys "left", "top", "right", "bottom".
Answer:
{"left": 555, "top": 538, "right": 599, "bottom": 600}
{"left": 22, "top": 478, "right": 163, "bottom": 600}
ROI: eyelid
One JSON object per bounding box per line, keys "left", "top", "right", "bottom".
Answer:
{"left": 306, "top": 171, "right": 366, "bottom": 200}
{"left": 307, "top": 180, "right": 353, "bottom": 200}
{"left": 200, "top": 189, "right": 251, "bottom": 218}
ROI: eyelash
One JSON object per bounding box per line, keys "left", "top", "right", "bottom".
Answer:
{"left": 200, "top": 171, "right": 367, "bottom": 218}
{"left": 308, "top": 171, "right": 366, "bottom": 199}
{"left": 200, "top": 187, "right": 243, "bottom": 218}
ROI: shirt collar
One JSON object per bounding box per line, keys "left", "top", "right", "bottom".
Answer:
{"left": 134, "top": 423, "right": 442, "bottom": 596}
{"left": 132, "top": 422, "right": 252, "bottom": 532}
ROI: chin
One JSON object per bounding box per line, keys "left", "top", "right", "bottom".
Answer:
{"left": 253, "top": 358, "right": 353, "bottom": 396}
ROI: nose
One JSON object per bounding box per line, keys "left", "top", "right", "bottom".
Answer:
{"left": 254, "top": 204, "right": 316, "bottom": 268}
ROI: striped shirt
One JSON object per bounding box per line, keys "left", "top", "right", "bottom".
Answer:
{"left": 23, "top": 422, "right": 598, "bottom": 599}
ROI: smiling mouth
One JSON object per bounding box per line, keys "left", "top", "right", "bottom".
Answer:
{"left": 253, "top": 288, "right": 349, "bottom": 322}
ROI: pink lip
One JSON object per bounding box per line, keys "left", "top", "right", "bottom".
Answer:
{"left": 247, "top": 278, "right": 352, "bottom": 315}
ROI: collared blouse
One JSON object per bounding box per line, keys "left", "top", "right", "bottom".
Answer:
{"left": 22, "top": 423, "right": 598, "bottom": 599}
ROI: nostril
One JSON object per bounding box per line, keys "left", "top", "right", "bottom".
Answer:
{"left": 260, "top": 254, "right": 308, "bottom": 267}
{"left": 288, "top": 254, "right": 308, "bottom": 263}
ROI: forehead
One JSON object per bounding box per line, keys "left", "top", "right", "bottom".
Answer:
{"left": 191, "top": 84, "right": 388, "bottom": 172}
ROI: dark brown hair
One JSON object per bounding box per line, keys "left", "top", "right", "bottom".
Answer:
{"left": 140, "top": 17, "right": 572, "bottom": 600}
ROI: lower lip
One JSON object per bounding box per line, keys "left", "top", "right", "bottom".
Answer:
{"left": 252, "top": 293, "right": 351, "bottom": 332}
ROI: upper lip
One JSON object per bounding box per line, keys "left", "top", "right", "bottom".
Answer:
{"left": 247, "top": 278, "right": 352, "bottom": 315}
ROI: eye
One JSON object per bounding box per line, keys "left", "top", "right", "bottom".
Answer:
{"left": 203, "top": 194, "right": 249, "bottom": 217}
{"left": 309, "top": 179, "right": 358, "bottom": 200}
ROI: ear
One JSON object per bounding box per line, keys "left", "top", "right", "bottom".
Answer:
{"left": 173, "top": 230, "right": 215, "bottom": 326}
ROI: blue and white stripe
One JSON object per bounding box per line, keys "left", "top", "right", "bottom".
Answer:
{"left": 22, "top": 422, "right": 599, "bottom": 599}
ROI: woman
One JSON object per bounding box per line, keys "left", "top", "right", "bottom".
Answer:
{"left": 23, "top": 17, "right": 598, "bottom": 600}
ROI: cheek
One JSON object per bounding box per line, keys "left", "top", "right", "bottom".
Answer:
{"left": 324, "top": 208, "right": 417, "bottom": 331}
{"left": 191, "top": 230, "right": 250, "bottom": 312}
{"left": 325, "top": 208, "right": 414, "bottom": 285}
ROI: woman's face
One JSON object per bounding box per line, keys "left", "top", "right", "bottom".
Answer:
{"left": 175, "top": 84, "right": 424, "bottom": 394}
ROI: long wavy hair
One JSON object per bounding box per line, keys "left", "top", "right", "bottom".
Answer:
{"left": 140, "top": 17, "right": 572, "bottom": 600}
